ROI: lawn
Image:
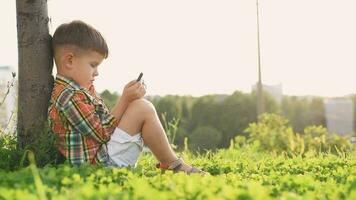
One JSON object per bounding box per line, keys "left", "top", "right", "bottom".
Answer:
{"left": 0, "top": 147, "right": 355, "bottom": 200}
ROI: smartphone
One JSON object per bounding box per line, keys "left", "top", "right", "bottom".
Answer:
{"left": 137, "top": 72, "right": 143, "bottom": 82}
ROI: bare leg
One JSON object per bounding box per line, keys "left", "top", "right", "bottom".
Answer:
{"left": 116, "top": 99, "right": 203, "bottom": 173}
{"left": 117, "top": 99, "right": 178, "bottom": 164}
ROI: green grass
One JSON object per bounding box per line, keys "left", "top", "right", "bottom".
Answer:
{"left": 0, "top": 147, "right": 355, "bottom": 200}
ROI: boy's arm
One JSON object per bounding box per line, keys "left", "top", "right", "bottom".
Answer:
{"left": 59, "top": 90, "right": 119, "bottom": 143}
{"left": 110, "top": 97, "right": 130, "bottom": 122}
{"left": 107, "top": 80, "right": 145, "bottom": 121}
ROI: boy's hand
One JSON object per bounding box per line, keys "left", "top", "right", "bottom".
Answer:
{"left": 121, "top": 80, "right": 146, "bottom": 103}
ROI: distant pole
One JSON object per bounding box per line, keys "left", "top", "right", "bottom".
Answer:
{"left": 256, "top": 0, "right": 264, "bottom": 120}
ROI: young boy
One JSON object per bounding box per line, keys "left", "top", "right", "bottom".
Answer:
{"left": 47, "top": 20, "right": 203, "bottom": 174}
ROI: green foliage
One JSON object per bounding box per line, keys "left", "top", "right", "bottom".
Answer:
{"left": 19, "top": 123, "right": 65, "bottom": 168}
{"left": 281, "top": 96, "right": 325, "bottom": 132}
{"left": 100, "top": 89, "right": 120, "bottom": 110}
{"left": 216, "top": 91, "right": 256, "bottom": 147}
{"left": 0, "top": 148, "right": 355, "bottom": 199}
{"left": 161, "top": 112, "right": 180, "bottom": 149}
{"left": 244, "top": 113, "right": 294, "bottom": 153}
{"left": 155, "top": 95, "right": 182, "bottom": 123}
{"left": 302, "top": 126, "right": 352, "bottom": 154}
{"left": 99, "top": 89, "right": 333, "bottom": 150}
{"left": 243, "top": 113, "right": 353, "bottom": 155}
{"left": 174, "top": 127, "right": 190, "bottom": 149}
{"left": 190, "top": 95, "right": 220, "bottom": 129}
{"left": 187, "top": 91, "right": 279, "bottom": 148}
{"left": 189, "top": 126, "right": 222, "bottom": 151}
{"left": 0, "top": 123, "right": 65, "bottom": 171}
{"left": 0, "top": 134, "right": 23, "bottom": 170}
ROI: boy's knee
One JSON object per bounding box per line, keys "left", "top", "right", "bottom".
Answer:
{"left": 129, "top": 98, "right": 155, "bottom": 113}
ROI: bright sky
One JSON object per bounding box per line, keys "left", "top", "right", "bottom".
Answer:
{"left": 1, "top": 0, "right": 356, "bottom": 97}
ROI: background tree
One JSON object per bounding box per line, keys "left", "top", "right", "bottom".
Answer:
{"left": 190, "top": 95, "right": 220, "bottom": 130}
{"left": 99, "top": 90, "right": 329, "bottom": 151}
{"left": 217, "top": 91, "right": 256, "bottom": 147}
{"left": 100, "top": 89, "right": 120, "bottom": 110}
{"left": 154, "top": 95, "right": 181, "bottom": 123}
{"left": 281, "top": 96, "right": 325, "bottom": 133}
{"left": 189, "top": 126, "right": 222, "bottom": 152}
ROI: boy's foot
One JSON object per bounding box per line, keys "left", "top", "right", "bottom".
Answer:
{"left": 156, "top": 157, "right": 206, "bottom": 175}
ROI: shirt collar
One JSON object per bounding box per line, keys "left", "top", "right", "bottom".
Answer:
{"left": 55, "top": 74, "right": 84, "bottom": 90}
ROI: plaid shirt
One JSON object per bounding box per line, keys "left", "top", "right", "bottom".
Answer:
{"left": 47, "top": 75, "right": 119, "bottom": 165}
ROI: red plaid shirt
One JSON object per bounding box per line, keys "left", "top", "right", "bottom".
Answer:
{"left": 47, "top": 75, "right": 119, "bottom": 165}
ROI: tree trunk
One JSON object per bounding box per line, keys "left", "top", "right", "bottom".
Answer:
{"left": 16, "top": 0, "right": 54, "bottom": 149}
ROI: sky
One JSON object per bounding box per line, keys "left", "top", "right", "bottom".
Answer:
{"left": 1, "top": 0, "right": 356, "bottom": 97}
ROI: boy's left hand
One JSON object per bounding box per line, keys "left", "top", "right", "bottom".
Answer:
{"left": 121, "top": 80, "right": 147, "bottom": 103}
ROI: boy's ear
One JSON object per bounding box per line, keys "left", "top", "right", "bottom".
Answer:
{"left": 63, "top": 52, "right": 75, "bottom": 69}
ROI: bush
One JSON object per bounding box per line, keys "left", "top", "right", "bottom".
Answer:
{"left": 0, "top": 123, "right": 65, "bottom": 171}
{"left": 0, "top": 134, "right": 24, "bottom": 170}
{"left": 241, "top": 113, "right": 353, "bottom": 155}
{"left": 302, "top": 125, "right": 353, "bottom": 154}
{"left": 244, "top": 113, "right": 295, "bottom": 153}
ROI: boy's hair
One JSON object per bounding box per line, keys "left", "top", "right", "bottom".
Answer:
{"left": 52, "top": 20, "right": 109, "bottom": 58}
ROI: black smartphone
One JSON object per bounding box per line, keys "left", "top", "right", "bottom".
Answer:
{"left": 137, "top": 72, "right": 143, "bottom": 82}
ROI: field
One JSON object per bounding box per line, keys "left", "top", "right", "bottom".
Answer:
{"left": 0, "top": 146, "right": 355, "bottom": 200}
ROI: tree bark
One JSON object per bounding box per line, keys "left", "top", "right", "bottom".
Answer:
{"left": 16, "top": 0, "right": 54, "bottom": 149}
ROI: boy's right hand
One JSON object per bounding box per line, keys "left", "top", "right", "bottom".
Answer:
{"left": 121, "top": 80, "right": 146, "bottom": 103}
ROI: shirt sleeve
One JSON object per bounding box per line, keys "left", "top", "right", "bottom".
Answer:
{"left": 58, "top": 89, "right": 119, "bottom": 143}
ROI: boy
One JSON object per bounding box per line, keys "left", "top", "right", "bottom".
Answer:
{"left": 47, "top": 20, "right": 203, "bottom": 174}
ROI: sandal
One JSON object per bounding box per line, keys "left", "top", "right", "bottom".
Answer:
{"left": 156, "top": 157, "right": 206, "bottom": 175}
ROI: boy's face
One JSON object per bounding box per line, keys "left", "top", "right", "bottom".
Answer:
{"left": 69, "top": 50, "right": 104, "bottom": 89}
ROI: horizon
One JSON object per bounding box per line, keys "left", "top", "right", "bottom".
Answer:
{"left": 1, "top": 0, "right": 356, "bottom": 98}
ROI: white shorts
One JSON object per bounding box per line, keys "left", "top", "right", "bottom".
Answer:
{"left": 106, "top": 128, "right": 144, "bottom": 168}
